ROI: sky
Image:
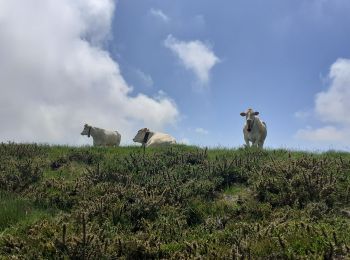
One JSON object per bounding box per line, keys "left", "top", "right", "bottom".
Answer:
{"left": 1, "top": 0, "right": 350, "bottom": 151}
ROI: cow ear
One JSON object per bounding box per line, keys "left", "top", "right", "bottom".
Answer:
{"left": 254, "top": 112, "right": 259, "bottom": 115}
{"left": 240, "top": 112, "right": 246, "bottom": 117}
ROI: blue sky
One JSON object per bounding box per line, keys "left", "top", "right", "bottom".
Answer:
{"left": 1, "top": 0, "right": 350, "bottom": 150}
{"left": 109, "top": 0, "right": 350, "bottom": 149}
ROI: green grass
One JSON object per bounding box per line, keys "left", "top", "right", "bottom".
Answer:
{"left": 0, "top": 191, "right": 54, "bottom": 233}
{"left": 223, "top": 184, "right": 246, "bottom": 195}
{"left": 0, "top": 143, "right": 350, "bottom": 258}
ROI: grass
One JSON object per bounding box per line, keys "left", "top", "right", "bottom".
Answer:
{"left": 0, "top": 142, "right": 349, "bottom": 258}
{"left": 223, "top": 183, "right": 246, "bottom": 195}
{"left": 0, "top": 191, "right": 54, "bottom": 233}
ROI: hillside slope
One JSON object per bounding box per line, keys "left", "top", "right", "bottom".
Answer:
{"left": 0, "top": 143, "right": 349, "bottom": 258}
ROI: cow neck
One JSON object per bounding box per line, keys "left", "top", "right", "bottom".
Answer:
{"left": 88, "top": 126, "right": 92, "bottom": 138}
{"left": 142, "top": 131, "right": 151, "bottom": 144}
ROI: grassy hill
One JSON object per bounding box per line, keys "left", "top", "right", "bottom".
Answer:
{"left": 0, "top": 143, "right": 349, "bottom": 259}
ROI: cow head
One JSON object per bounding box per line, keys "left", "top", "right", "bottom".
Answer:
{"left": 133, "top": 128, "right": 150, "bottom": 143}
{"left": 240, "top": 108, "right": 259, "bottom": 132}
{"left": 81, "top": 124, "right": 92, "bottom": 137}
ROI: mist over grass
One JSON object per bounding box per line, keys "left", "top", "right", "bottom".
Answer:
{"left": 0, "top": 143, "right": 349, "bottom": 258}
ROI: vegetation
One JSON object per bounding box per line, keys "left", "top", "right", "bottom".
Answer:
{"left": 0, "top": 142, "right": 349, "bottom": 259}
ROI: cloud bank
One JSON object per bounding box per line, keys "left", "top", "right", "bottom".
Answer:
{"left": 295, "top": 126, "right": 346, "bottom": 142}
{"left": 0, "top": 0, "right": 179, "bottom": 145}
{"left": 164, "top": 35, "right": 220, "bottom": 85}
{"left": 314, "top": 58, "right": 350, "bottom": 125}
{"left": 296, "top": 58, "right": 350, "bottom": 148}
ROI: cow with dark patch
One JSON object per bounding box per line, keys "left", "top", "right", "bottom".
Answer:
{"left": 240, "top": 108, "right": 267, "bottom": 148}
{"left": 81, "top": 124, "right": 121, "bottom": 146}
{"left": 133, "top": 128, "right": 176, "bottom": 148}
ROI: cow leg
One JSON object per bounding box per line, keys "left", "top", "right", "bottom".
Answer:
{"left": 258, "top": 141, "right": 264, "bottom": 148}
{"left": 93, "top": 141, "right": 102, "bottom": 146}
{"left": 252, "top": 139, "right": 260, "bottom": 147}
{"left": 244, "top": 137, "right": 250, "bottom": 148}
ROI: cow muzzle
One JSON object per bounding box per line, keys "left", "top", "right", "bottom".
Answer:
{"left": 247, "top": 120, "right": 253, "bottom": 132}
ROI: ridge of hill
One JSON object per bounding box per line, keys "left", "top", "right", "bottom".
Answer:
{"left": 0, "top": 143, "right": 349, "bottom": 258}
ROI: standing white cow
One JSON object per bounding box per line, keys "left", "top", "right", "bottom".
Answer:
{"left": 81, "top": 124, "right": 121, "bottom": 146}
{"left": 240, "top": 108, "right": 267, "bottom": 148}
{"left": 133, "top": 128, "right": 176, "bottom": 147}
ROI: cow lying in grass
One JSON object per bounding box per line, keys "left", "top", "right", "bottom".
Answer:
{"left": 81, "top": 124, "right": 121, "bottom": 146}
{"left": 240, "top": 108, "right": 267, "bottom": 148}
{"left": 133, "top": 128, "right": 176, "bottom": 148}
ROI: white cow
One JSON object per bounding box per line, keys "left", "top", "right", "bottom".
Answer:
{"left": 133, "top": 128, "right": 176, "bottom": 147}
{"left": 240, "top": 108, "right": 267, "bottom": 148}
{"left": 81, "top": 124, "right": 121, "bottom": 146}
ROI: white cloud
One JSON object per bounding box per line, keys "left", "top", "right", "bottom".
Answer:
{"left": 315, "top": 58, "right": 350, "bottom": 124}
{"left": 164, "top": 35, "right": 220, "bottom": 85}
{"left": 149, "top": 8, "right": 170, "bottom": 22}
{"left": 294, "top": 110, "right": 312, "bottom": 120}
{"left": 295, "top": 126, "right": 346, "bottom": 142}
{"left": 135, "top": 69, "right": 154, "bottom": 88}
{"left": 195, "top": 127, "right": 209, "bottom": 135}
{"left": 295, "top": 58, "right": 350, "bottom": 147}
{"left": 0, "top": 0, "right": 179, "bottom": 145}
